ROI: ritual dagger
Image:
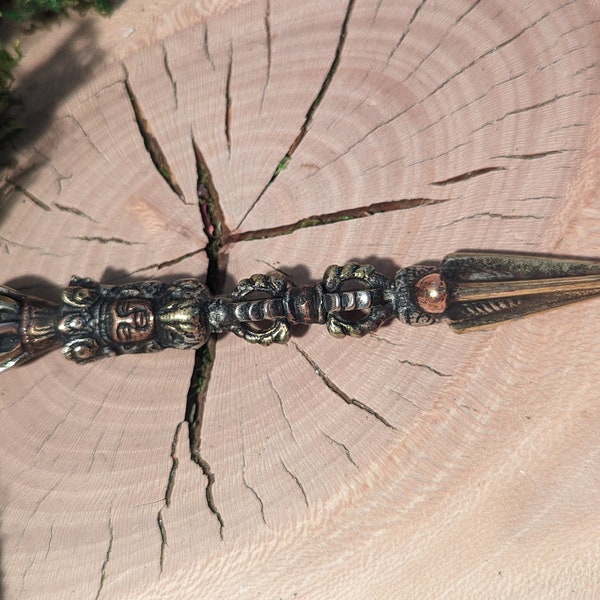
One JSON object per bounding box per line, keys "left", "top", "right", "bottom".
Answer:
{"left": 1, "top": 252, "right": 600, "bottom": 372}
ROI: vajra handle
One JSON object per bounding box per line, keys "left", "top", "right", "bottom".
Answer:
{"left": 2, "top": 252, "right": 600, "bottom": 372}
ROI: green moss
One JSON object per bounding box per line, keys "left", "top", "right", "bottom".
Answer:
{"left": 194, "top": 344, "right": 213, "bottom": 396}
{"left": 274, "top": 154, "right": 290, "bottom": 175}
{"left": 299, "top": 217, "right": 320, "bottom": 228}
{"left": 158, "top": 165, "right": 170, "bottom": 181}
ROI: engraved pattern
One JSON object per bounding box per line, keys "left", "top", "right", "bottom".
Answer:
{"left": 0, "top": 253, "right": 599, "bottom": 370}
{"left": 227, "top": 272, "right": 293, "bottom": 345}
{"left": 323, "top": 263, "right": 393, "bottom": 338}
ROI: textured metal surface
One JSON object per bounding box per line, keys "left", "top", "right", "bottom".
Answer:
{"left": 1, "top": 252, "right": 600, "bottom": 370}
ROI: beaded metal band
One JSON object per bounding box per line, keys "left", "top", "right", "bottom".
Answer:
{"left": 1, "top": 251, "right": 599, "bottom": 372}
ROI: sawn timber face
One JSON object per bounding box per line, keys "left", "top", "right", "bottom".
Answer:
{"left": 0, "top": 0, "right": 599, "bottom": 598}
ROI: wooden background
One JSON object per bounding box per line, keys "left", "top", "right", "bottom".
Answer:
{"left": 1, "top": 0, "right": 600, "bottom": 598}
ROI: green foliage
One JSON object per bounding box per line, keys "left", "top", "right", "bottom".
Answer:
{"left": 2, "top": 0, "right": 113, "bottom": 21}
{"left": 0, "top": 0, "right": 114, "bottom": 160}
{"left": 0, "top": 41, "right": 22, "bottom": 144}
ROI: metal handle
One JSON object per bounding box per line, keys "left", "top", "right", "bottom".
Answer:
{"left": 2, "top": 252, "right": 599, "bottom": 372}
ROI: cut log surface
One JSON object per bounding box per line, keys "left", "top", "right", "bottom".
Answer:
{"left": 1, "top": 0, "right": 600, "bottom": 598}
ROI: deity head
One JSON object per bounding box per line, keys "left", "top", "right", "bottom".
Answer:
{"left": 58, "top": 277, "right": 212, "bottom": 363}
{"left": 106, "top": 298, "right": 155, "bottom": 344}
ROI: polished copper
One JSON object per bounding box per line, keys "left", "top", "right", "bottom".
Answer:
{"left": 414, "top": 273, "right": 448, "bottom": 314}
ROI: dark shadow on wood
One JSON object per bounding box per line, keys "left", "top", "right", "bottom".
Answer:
{"left": 0, "top": 18, "right": 106, "bottom": 225}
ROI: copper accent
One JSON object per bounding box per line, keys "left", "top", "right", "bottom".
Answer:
{"left": 414, "top": 273, "right": 448, "bottom": 314}
{"left": 0, "top": 288, "right": 61, "bottom": 372}
{"left": 0, "top": 252, "right": 599, "bottom": 371}
{"left": 106, "top": 299, "right": 155, "bottom": 344}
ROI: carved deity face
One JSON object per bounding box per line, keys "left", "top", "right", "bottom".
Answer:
{"left": 60, "top": 277, "right": 211, "bottom": 363}
{"left": 106, "top": 299, "right": 155, "bottom": 344}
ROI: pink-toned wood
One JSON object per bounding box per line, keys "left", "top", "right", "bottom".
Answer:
{"left": 1, "top": 1, "right": 599, "bottom": 598}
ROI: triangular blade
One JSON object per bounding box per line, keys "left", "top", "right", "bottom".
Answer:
{"left": 440, "top": 253, "right": 600, "bottom": 331}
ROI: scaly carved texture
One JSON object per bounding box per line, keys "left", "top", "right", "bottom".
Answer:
{"left": 1, "top": 0, "right": 600, "bottom": 599}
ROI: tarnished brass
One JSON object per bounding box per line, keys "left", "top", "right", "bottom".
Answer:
{"left": 58, "top": 277, "right": 212, "bottom": 364}
{"left": 1, "top": 252, "right": 599, "bottom": 371}
{"left": 440, "top": 253, "right": 600, "bottom": 330}
{"left": 0, "top": 286, "right": 61, "bottom": 371}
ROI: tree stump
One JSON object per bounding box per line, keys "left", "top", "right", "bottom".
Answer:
{"left": 1, "top": 1, "right": 600, "bottom": 598}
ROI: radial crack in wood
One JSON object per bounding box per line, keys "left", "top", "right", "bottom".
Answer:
{"left": 190, "top": 449, "right": 226, "bottom": 541}
{"left": 4, "top": 178, "right": 51, "bottom": 211}
{"left": 260, "top": 0, "right": 272, "bottom": 111}
{"left": 157, "top": 420, "right": 184, "bottom": 573}
{"left": 280, "top": 460, "right": 309, "bottom": 509}
{"left": 322, "top": 432, "right": 359, "bottom": 468}
{"left": 230, "top": 197, "right": 448, "bottom": 242}
{"left": 1, "top": 0, "right": 599, "bottom": 598}
{"left": 184, "top": 341, "right": 225, "bottom": 540}
{"left": 94, "top": 516, "right": 114, "bottom": 600}
{"left": 123, "top": 71, "right": 186, "bottom": 203}
{"left": 431, "top": 166, "right": 507, "bottom": 186}
{"left": 156, "top": 509, "right": 168, "bottom": 574}
{"left": 224, "top": 43, "right": 233, "bottom": 159}
{"left": 192, "top": 134, "right": 230, "bottom": 292}
{"left": 111, "top": 248, "right": 205, "bottom": 281}
{"left": 235, "top": 0, "right": 357, "bottom": 229}
{"left": 160, "top": 42, "right": 178, "bottom": 110}
{"left": 240, "top": 426, "right": 267, "bottom": 525}
{"left": 387, "top": 0, "right": 427, "bottom": 63}
{"left": 293, "top": 342, "right": 396, "bottom": 430}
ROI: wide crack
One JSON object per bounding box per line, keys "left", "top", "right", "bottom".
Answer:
{"left": 229, "top": 197, "right": 449, "bottom": 242}
{"left": 185, "top": 342, "right": 225, "bottom": 540}
{"left": 156, "top": 134, "right": 229, "bottom": 553}
{"left": 123, "top": 66, "right": 185, "bottom": 203}
{"left": 193, "top": 134, "right": 229, "bottom": 291}
{"left": 182, "top": 135, "right": 230, "bottom": 540}
{"left": 235, "top": 0, "right": 356, "bottom": 229}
